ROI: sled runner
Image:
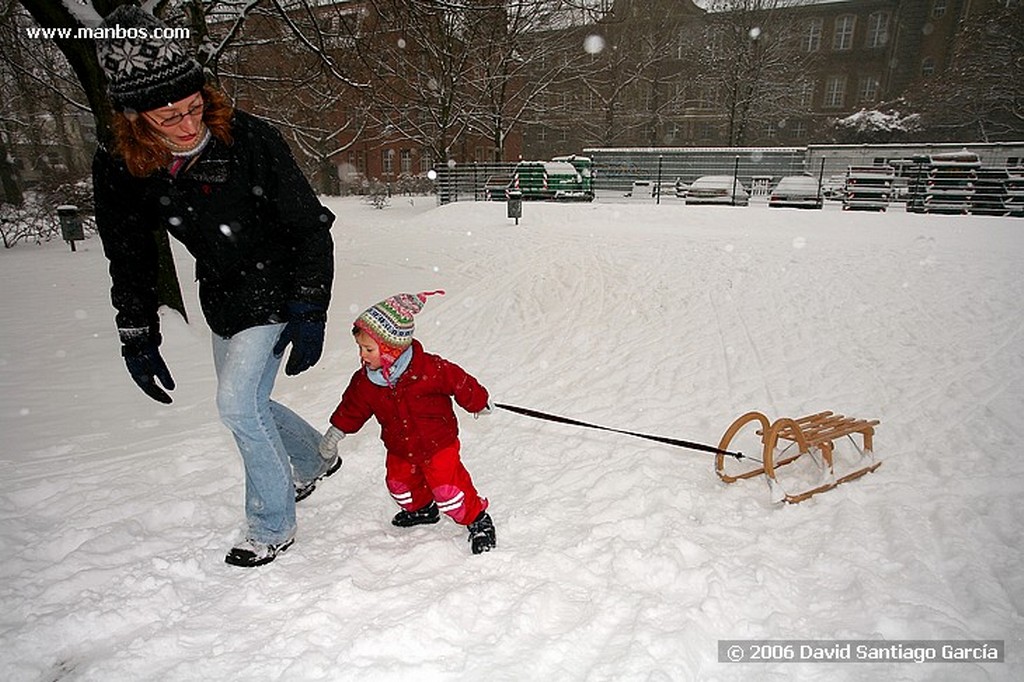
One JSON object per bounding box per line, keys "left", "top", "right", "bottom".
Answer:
{"left": 715, "top": 410, "right": 880, "bottom": 503}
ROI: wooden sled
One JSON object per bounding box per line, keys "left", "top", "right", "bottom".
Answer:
{"left": 715, "top": 411, "right": 881, "bottom": 503}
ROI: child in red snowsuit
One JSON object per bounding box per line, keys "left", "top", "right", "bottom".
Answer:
{"left": 318, "top": 291, "right": 496, "bottom": 554}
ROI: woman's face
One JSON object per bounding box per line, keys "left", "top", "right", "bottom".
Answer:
{"left": 142, "top": 92, "right": 205, "bottom": 149}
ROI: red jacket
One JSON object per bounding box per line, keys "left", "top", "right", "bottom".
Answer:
{"left": 329, "top": 340, "right": 489, "bottom": 461}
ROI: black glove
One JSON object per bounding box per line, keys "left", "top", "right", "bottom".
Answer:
{"left": 121, "top": 331, "right": 175, "bottom": 404}
{"left": 273, "top": 302, "right": 326, "bottom": 376}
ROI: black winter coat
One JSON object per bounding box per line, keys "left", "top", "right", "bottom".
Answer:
{"left": 93, "top": 110, "right": 335, "bottom": 338}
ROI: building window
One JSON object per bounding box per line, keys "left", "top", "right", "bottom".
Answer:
{"left": 921, "top": 56, "right": 936, "bottom": 76}
{"left": 536, "top": 127, "right": 547, "bottom": 142}
{"left": 705, "top": 31, "right": 722, "bottom": 61}
{"left": 400, "top": 148, "right": 412, "bottom": 174}
{"left": 794, "top": 121, "right": 807, "bottom": 139}
{"left": 824, "top": 75, "right": 846, "bottom": 107}
{"left": 559, "top": 129, "right": 569, "bottom": 143}
{"left": 867, "top": 12, "right": 889, "bottom": 48}
{"left": 858, "top": 75, "right": 880, "bottom": 102}
{"left": 765, "top": 122, "right": 777, "bottom": 139}
{"left": 382, "top": 148, "right": 394, "bottom": 176}
{"left": 802, "top": 18, "right": 822, "bottom": 52}
{"left": 696, "top": 83, "right": 717, "bottom": 109}
{"left": 796, "top": 81, "right": 815, "bottom": 107}
{"left": 670, "top": 81, "right": 686, "bottom": 111}
{"left": 419, "top": 149, "right": 432, "bottom": 173}
{"left": 932, "top": 0, "right": 947, "bottom": 19}
{"left": 833, "top": 15, "right": 855, "bottom": 51}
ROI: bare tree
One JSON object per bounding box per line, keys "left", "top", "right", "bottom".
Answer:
{"left": 573, "top": 12, "right": 679, "bottom": 146}
{"left": 215, "top": 0, "right": 368, "bottom": 192}
{"left": 463, "top": 1, "right": 600, "bottom": 160}
{"left": 908, "top": 1, "right": 1024, "bottom": 142}
{"left": 2, "top": 1, "right": 96, "bottom": 201}
{"left": 688, "top": 0, "right": 817, "bottom": 146}
{"left": 1, "top": 1, "right": 98, "bottom": 248}
{"left": 347, "top": 1, "right": 482, "bottom": 164}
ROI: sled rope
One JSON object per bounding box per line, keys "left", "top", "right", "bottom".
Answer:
{"left": 494, "top": 403, "right": 747, "bottom": 460}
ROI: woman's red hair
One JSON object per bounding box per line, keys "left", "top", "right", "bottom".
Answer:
{"left": 111, "top": 84, "right": 234, "bottom": 178}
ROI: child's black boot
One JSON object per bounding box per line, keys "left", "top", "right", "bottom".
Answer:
{"left": 392, "top": 501, "right": 441, "bottom": 527}
{"left": 467, "top": 511, "right": 496, "bottom": 554}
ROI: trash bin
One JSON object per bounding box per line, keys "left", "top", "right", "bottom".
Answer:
{"left": 57, "top": 205, "right": 84, "bottom": 251}
{"left": 506, "top": 190, "right": 523, "bottom": 225}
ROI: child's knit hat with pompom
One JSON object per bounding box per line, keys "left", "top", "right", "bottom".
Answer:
{"left": 354, "top": 290, "right": 444, "bottom": 374}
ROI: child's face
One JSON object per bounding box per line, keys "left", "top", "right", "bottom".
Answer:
{"left": 354, "top": 330, "right": 382, "bottom": 370}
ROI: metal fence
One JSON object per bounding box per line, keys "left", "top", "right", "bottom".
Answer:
{"left": 433, "top": 143, "right": 1024, "bottom": 207}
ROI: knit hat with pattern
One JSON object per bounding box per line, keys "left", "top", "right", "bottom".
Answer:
{"left": 95, "top": 5, "right": 205, "bottom": 113}
{"left": 355, "top": 290, "right": 445, "bottom": 373}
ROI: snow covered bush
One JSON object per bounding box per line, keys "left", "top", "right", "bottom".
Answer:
{"left": 830, "top": 107, "right": 923, "bottom": 144}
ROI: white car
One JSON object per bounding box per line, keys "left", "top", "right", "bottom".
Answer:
{"left": 626, "top": 178, "right": 688, "bottom": 199}
{"left": 768, "top": 175, "right": 823, "bottom": 209}
{"left": 685, "top": 175, "right": 749, "bottom": 206}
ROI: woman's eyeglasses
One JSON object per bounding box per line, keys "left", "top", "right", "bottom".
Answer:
{"left": 150, "top": 99, "right": 205, "bottom": 127}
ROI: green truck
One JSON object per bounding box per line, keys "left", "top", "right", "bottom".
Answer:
{"left": 510, "top": 155, "right": 594, "bottom": 201}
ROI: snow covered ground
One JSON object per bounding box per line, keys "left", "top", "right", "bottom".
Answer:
{"left": 1, "top": 195, "right": 1021, "bottom": 681}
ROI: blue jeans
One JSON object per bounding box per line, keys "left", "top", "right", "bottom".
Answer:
{"left": 212, "top": 323, "right": 327, "bottom": 545}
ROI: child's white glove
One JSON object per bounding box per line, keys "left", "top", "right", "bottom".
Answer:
{"left": 474, "top": 401, "right": 494, "bottom": 419}
{"left": 318, "top": 426, "right": 345, "bottom": 460}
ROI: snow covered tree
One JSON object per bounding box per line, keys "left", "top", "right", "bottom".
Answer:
{"left": 1, "top": 1, "right": 97, "bottom": 247}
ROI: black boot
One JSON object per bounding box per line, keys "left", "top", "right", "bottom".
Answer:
{"left": 294, "top": 454, "right": 343, "bottom": 503}
{"left": 467, "top": 511, "right": 496, "bottom": 554}
{"left": 392, "top": 501, "right": 440, "bottom": 527}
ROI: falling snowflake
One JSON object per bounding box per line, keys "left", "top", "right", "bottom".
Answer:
{"left": 584, "top": 34, "right": 605, "bottom": 54}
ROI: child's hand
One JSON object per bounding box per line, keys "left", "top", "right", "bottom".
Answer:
{"left": 319, "top": 426, "right": 345, "bottom": 460}
{"left": 474, "top": 401, "right": 494, "bottom": 420}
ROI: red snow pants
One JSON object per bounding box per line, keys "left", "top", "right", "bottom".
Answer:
{"left": 385, "top": 440, "right": 487, "bottom": 525}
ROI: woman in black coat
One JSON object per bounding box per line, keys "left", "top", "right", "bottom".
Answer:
{"left": 93, "top": 5, "right": 338, "bottom": 567}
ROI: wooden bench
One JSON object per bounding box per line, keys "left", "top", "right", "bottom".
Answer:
{"left": 715, "top": 410, "right": 881, "bottom": 503}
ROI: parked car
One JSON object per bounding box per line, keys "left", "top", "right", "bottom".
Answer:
{"left": 685, "top": 175, "right": 749, "bottom": 206}
{"left": 655, "top": 178, "right": 688, "bottom": 199}
{"left": 625, "top": 178, "right": 687, "bottom": 199}
{"left": 768, "top": 175, "right": 823, "bottom": 209}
